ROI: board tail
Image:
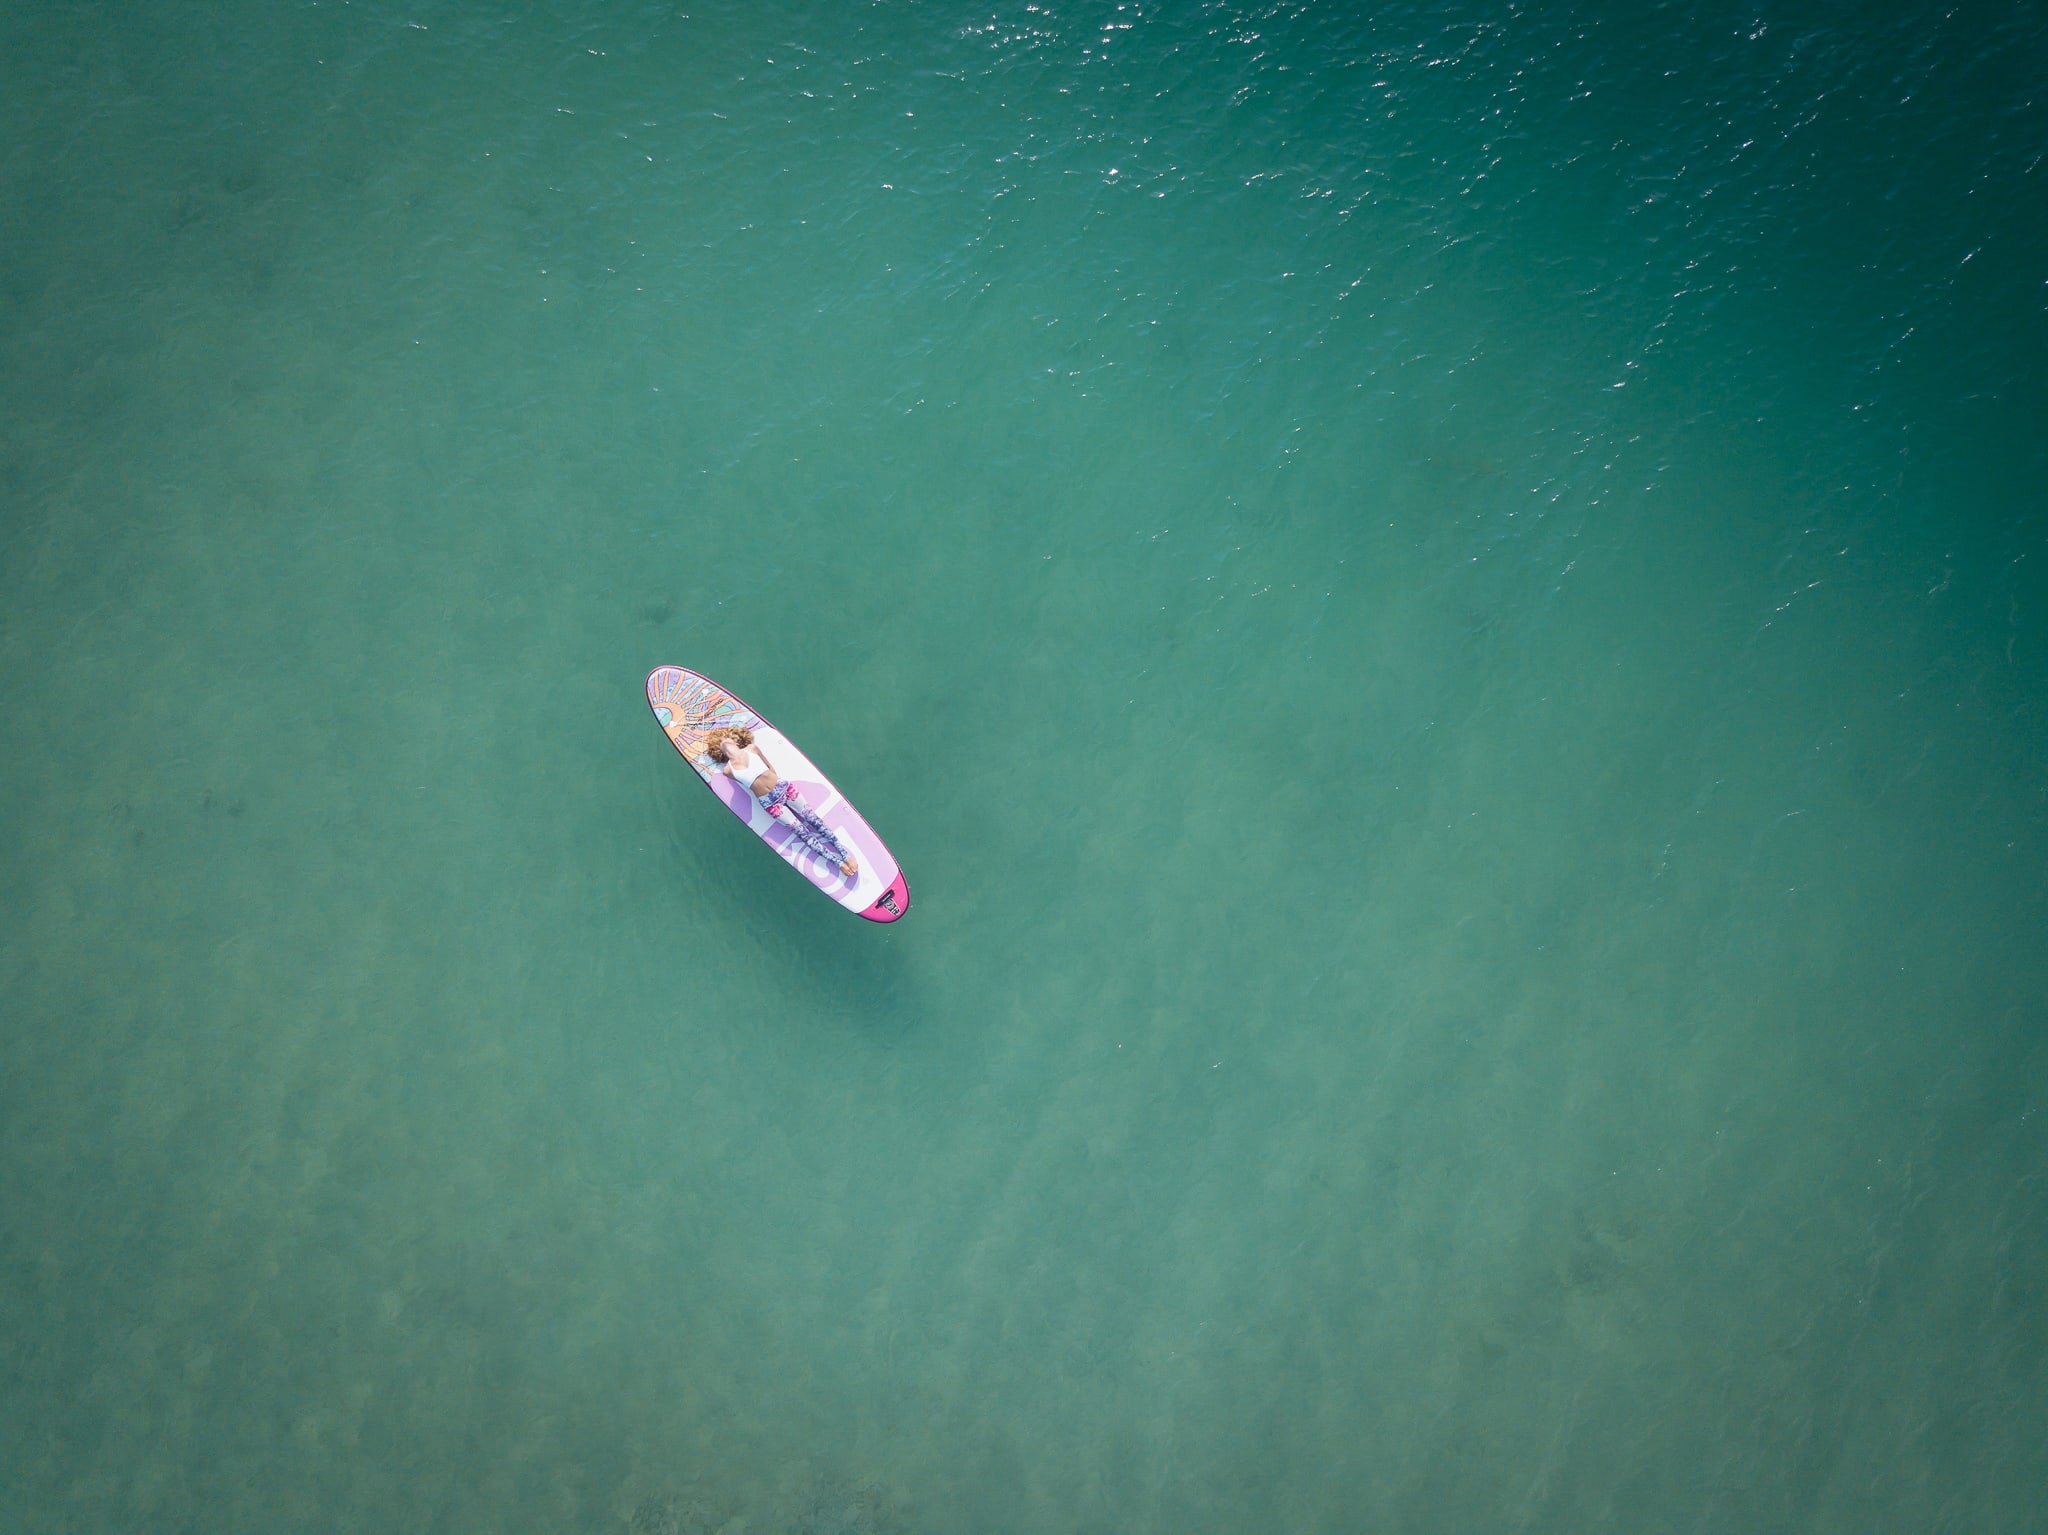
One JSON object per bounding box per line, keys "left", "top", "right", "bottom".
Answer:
{"left": 860, "top": 871, "right": 911, "bottom": 923}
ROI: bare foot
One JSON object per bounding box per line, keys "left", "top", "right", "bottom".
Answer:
{"left": 840, "top": 857, "right": 859, "bottom": 878}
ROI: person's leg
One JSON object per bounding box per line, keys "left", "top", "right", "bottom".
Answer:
{"left": 785, "top": 814, "right": 853, "bottom": 873}
{"left": 772, "top": 789, "right": 856, "bottom": 874}
{"left": 789, "top": 793, "right": 855, "bottom": 872}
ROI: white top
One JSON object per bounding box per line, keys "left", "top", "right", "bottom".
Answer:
{"left": 722, "top": 743, "right": 773, "bottom": 794}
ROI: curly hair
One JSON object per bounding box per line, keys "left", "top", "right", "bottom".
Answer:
{"left": 701, "top": 725, "right": 755, "bottom": 762}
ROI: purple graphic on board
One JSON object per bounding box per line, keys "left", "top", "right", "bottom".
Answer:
{"left": 646, "top": 667, "right": 910, "bottom": 923}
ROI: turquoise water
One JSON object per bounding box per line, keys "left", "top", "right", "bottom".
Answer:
{"left": 3, "top": 1, "right": 2045, "bottom": 1529}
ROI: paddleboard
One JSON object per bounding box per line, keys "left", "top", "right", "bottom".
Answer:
{"left": 645, "top": 667, "right": 910, "bottom": 923}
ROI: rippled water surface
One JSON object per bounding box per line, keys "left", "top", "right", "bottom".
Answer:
{"left": 3, "top": 2, "right": 2045, "bottom": 1531}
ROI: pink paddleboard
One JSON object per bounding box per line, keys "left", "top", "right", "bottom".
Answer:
{"left": 646, "top": 667, "right": 910, "bottom": 923}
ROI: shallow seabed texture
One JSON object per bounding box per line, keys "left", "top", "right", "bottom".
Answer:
{"left": 3, "top": 2, "right": 2045, "bottom": 1531}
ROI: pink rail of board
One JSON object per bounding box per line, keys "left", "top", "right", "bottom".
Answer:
{"left": 646, "top": 667, "right": 910, "bottom": 923}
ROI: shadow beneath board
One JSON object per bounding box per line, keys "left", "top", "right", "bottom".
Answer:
{"left": 664, "top": 796, "right": 925, "bottom": 1049}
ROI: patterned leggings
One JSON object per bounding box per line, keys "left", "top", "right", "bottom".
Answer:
{"left": 760, "top": 783, "right": 852, "bottom": 867}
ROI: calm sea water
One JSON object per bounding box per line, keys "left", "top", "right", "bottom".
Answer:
{"left": 3, "top": 2, "right": 2045, "bottom": 1531}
